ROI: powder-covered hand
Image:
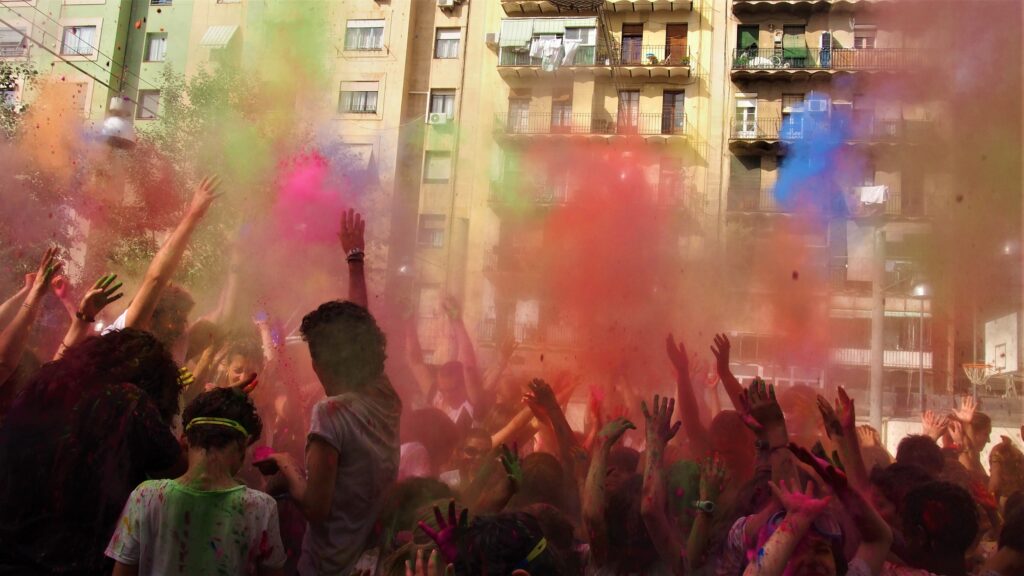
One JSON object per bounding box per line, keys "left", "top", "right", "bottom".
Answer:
{"left": 417, "top": 500, "right": 468, "bottom": 564}
{"left": 769, "top": 478, "right": 832, "bottom": 519}
{"left": 642, "top": 394, "right": 681, "bottom": 449}
{"left": 28, "top": 247, "right": 62, "bottom": 299}
{"left": 78, "top": 274, "right": 124, "bottom": 320}
{"left": 597, "top": 417, "right": 635, "bottom": 448}
{"left": 339, "top": 208, "right": 365, "bottom": 254}
{"left": 665, "top": 333, "right": 690, "bottom": 377}
{"left": 187, "top": 175, "right": 222, "bottom": 218}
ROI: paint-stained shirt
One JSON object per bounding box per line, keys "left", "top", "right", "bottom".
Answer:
{"left": 298, "top": 377, "right": 401, "bottom": 576}
{"left": 105, "top": 479, "right": 286, "bottom": 575}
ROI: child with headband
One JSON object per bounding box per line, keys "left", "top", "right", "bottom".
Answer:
{"left": 105, "top": 387, "right": 287, "bottom": 575}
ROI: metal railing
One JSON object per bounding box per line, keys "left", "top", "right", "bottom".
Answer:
{"left": 150, "top": 0, "right": 172, "bottom": 5}
{"left": 615, "top": 45, "right": 691, "bottom": 66}
{"left": 499, "top": 45, "right": 605, "bottom": 67}
{"left": 830, "top": 348, "right": 933, "bottom": 370}
{"left": 731, "top": 117, "right": 905, "bottom": 142}
{"left": 732, "top": 48, "right": 918, "bottom": 71}
{"left": 498, "top": 112, "right": 687, "bottom": 136}
{"left": 490, "top": 182, "right": 570, "bottom": 205}
{"left": 477, "top": 317, "right": 579, "bottom": 348}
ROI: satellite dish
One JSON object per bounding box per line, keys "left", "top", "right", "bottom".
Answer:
{"left": 547, "top": 0, "right": 605, "bottom": 9}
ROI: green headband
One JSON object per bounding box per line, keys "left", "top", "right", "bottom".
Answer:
{"left": 525, "top": 537, "right": 548, "bottom": 563}
{"left": 185, "top": 417, "right": 248, "bottom": 437}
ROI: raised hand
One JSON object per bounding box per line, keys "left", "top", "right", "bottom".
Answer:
{"left": 952, "top": 395, "right": 977, "bottom": 424}
{"left": 790, "top": 443, "right": 849, "bottom": 493}
{"left": 524, "top": 378, "right": 559, "bottom": 414}
{"left": 769, "top": 478, "right": 832, "bottom": 518}
{"left": 597, "top": 417, "right": 635, "bottom": 448}
{"left": 77, "top": 274, "right": 124, "bottom": 321}
{"left": 817, "top": 394, "right": 843, "bottom": 439}
{"left": 665, "top": 333, "right": 690, "bottom": 377}
{"left": 50, "top": 275, "right": 72, "bottom": 302}
{"left": 228, "top": 372, "right": 259, "bottom": 395}
{"left": 29, "top": 247, "right": 63, "bottom": 298}
{"left": 641, "top": 395, "right": 682, "bottom": 448}
{"left": 187, "top": 175, "right": 222, "bottom": 218}
{"left": 339, "top": 208, "right": 365, "bottom": 254}
{"left": 417, "top": 500, "right": 468, "bottom": 564}
{"left": 834, "top": 387, "right": 856, "bottom": 431}
{"left": 699, "top": 453, "right": 727, "bottom": 502}
{"left": 921, "top": 410, "right": 949, "bottom": 441}
{"left": 737, "top": 378, "right": 784, "bottom": 433}
{"left": 856, "top": 425, "right": 880, "bottom": 448}
{"left": 499, "top": 443, "right": 523, "bottom": 490}
{"left": 405, "top": 548, "right": 453, "bottom": 576}
{"left": 710, "top": 333, "right": 731, "bottom": 376}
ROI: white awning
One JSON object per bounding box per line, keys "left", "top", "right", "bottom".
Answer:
{"left": 200, "top": 25, "right": 238, "bottom": 48}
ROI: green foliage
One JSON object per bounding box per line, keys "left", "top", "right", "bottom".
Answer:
{"left": 0, "top": 60, "right": 38, "bottom": 139}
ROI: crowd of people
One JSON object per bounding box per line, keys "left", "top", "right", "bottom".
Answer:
{"left": 0, "top": 177, "right": 1022, "bottom": 576}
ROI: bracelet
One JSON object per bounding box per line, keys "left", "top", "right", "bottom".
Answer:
{"left": 346, "top": 248, "right": 365, "bottom": 263}
{"left": 691, "top": 500, "right": 716, "bottom": 514}
{"left": 75, "top": 310, "right": 96, "bottom": 323}
{"left": 21, "top": 302, "right": 34, "bottom": 310}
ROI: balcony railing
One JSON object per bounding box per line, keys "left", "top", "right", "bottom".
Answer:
{"left": 732, "top": 48, "right": 917, "bottom": 71}
{"left": 615, "top": 45, "right": 691, "bottom": 66}
{"left": 478, "top": 317, "right": 578, "bottom": 348}
{"left": 0, "top": 45, "right": 28, "bottom": 58}
{"left": 830, "top": 348, "right": 933, "bottom": 370}
{"left": 499, "top": 45, "right": 605, "bottom": 67}
{"left": 498, "top": 112, "right": 687, "bottom": 136}
{"left": 491, "top": 183, "right": 570, "bottom": 205}
{"left": 731, "top": 117, "right": 905, "bottom": 142}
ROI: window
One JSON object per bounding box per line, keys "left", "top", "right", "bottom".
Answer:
{"left": 507, "top": 98, "right": 530, "bottom": 133}
{"left": 434, "top": 28, "right": 460, "bottom": 59}
{"left": 137, "top": 90, "right": 160, "bottom": 119}
{"left": 0, "top": 25, "right": 27, "bottom": 58}
{"left": 621, "top": 23, "right": 643, "bottom": 64}
{"left": 67, "top": 83, "right": 89, "bottom": 113}
{"left": 418, "top": 215, "right": 446, "bottom": 248}
{"left": 145, "top": 33, "right": 167, "bottom": 62}
{"left": 61, "top": 25, "right": 96, "bottom": 56}
{"left": 1, "top": 88, "right": 16, "bottom": 106}
{"left": 662, "top": 90, "right": 684, "bottom": 134}
{"left": 551, "top": 87, "right": 572, "bottom": 133}
{"left": 339, "top": 81, "right": 379, "bottom": 113}
{"left": 729, "top": 156, "right": 762, "bottom": 211}
{"left": 734, "top": 95, "right": 757, "bottom": 137}
{"left": 424, "top": 152, "right": 452, "bottom": 182}
{"left": 781, "top": 93, "right": 804, "bottom": 139}
{"left": 429, "top": 90, "right": 455, "bottom": 118}
{"left": 345, "top": 20, "right": 384, "bottom": 51}
{"left": 854, "top": 25, "right": 876, "bottom": 49}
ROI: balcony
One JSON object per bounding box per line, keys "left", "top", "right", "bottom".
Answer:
{"left": 615, "top": 45, "right": 692, "bottom": 77}
{"left": 500, "top": 0, "right": 693, "bottom": 16}
{"left": 477, "top": 317, "right": 579, "bottom": 349}
{"left": 490, "top": 182, "right": 570, "bottom": 208}
{"left": 731, "top": 48, "right": 919, "bottom": 79}
{"left": 830, "top": 348, "right": 933, "bottom": 370}
{"left": 729, "top": 116, "right": 907, "bottom": 153}
{"left": 498, "top": 45, "right": 608, "bottom": 78}
{"left": 0, "top": 45, "right": 28, "bottom": 58}
{"left": 732, "top": 0, "right": 891, "bottom": 14}
{"left": 496, "top": 112, "right": 688, "bottom": 139}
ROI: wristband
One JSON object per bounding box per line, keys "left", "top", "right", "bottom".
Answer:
{"left": 346, "top": 248, "right": 365, "bottom": 263}
{"left": 692, "top": 500, "right": 716, "bottom": 514}
{"left": 75, "top": 310, "right": 96, "bottom": 323}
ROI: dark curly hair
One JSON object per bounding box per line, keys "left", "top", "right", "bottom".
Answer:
{"left": 23, "top": 328, "right": 181, "bottom": 422}
{"left": 896, "top": 435, "right": 944, "bottom": 476}
{"left": 183, "top": 387, "right": 263, "bottom": 449}
{"left": 455, "top": 512, "right": 565, "bottom": 576}
{"left": 300, "top": 300, "right": 386, "bottom": 391}
{"left": 902, "top": 481, "right": 979, "bottom": 555}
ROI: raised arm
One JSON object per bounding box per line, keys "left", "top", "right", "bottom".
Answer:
{"left": 583, "top": 417, "right": 635, "bottom": 567}
{"left": 0, "top": 249, "right": 61, "bottom": 385}
{"left": 339, "top": 209, "right": 368, "bottom": 309}
{"left": 54, "top": 274, "right": 124, "bottom": 360}
{"left": 444, "top": 298, "right": 487, "bottom": 415}
{"left": 482, "top": 337, "right": 517, "bottom": 392}
{"left": 525, "top": 378, "right": 582, "bottom": 518}
{"left": 712, "top": 334, "right": 745, "bottom": 410}
{"left": 0, "top": 275, "right": 33, "bottom": 330}
{"left": 640, "top": 395, "right": 686, "bottom": 576}
{"left": 667, "top": 333, "right": 711, "bottom": 456}
{"left": 404, "top": 321, "right": 435, "bottom": 401}
{"left": 125, "top": 176, "right": 221, "bottom": 330}
{"left": 739, "top": 379, "right": 798, "bottom": 485}
{"left": 817, "top": 387, "right": 869, "bottom": 491}
{"left": 687, "top": 455, "right": 727, "bottom": 571}
{"left": 743, "top": 480, "right": 831, "bottom": 576}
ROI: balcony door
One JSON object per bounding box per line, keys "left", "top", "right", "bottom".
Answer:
{"left": 735, "top": 95, "right": 757, "bottom": 138}
{"left": 508, "top": 98, "right": 530, "bottom": 134}
{"left": 662, "top": 90, "right": 685, "bottom": 135}
{"left": 621, "top": 23, "right": 643, "bottom": 65}
{"left": 617, "top": 90, "right": 640, "bottom": 134}
{"left": 666, "top": 23, "right": 687, "bottom": 65}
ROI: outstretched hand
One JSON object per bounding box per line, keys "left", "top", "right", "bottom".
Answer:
{"left": 499, "top": 443, "right": 523, "bottom": 490}
{"left": 952, "top": 395, "right": 977, "bottom": 424}
{"left": 29, "top": 247, "right": 63, "bottom": 297}
{"left": 665, "top": 333, "right": 690, "bottom": 377}
{"left": 405, "top": 548, "right": 454, "bottom": 576}
{"left": 417, "top": 500, "right": 468, "bottom": 564}
{"left": 524, "top": 378, "right": 559, "bottom": 414}
{"left": 856, "top": 425, "right": 880, "bottom": 448}
{"left": 710, "top": 333, "right": 731, "bottom": 376}
{"left": 339, "top": 208, "right": 366, "bottom": 254}
{"left": 699, "top": 453, "right": 727, "bottom": 502}
{"left": 921, "top": 410, "right": 949, "bottom": 441}
{"left": 187, "top": 175, "right": 222, "bottom": 218}
{"left": 817, "top": 387, "right": 855, "bottom": 439}
{"left": 78, "top": 274, "right": 124, "bottom": 321}
{"left": 597, "top": 417, "right": 635, "bottom": 448}
{"left": 737, "top": 378, "right": 784, "bottom": 433}
{"left": 769, "top": 478, "right": 832, "bottom": 518}
{"left": 641, "top": 394, "right": 682, "bottom": 448}
{"left": 789, "top": 443, "right": 849, "bottom": 493}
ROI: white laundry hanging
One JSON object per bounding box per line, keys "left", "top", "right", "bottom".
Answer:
{"left": 561, "top": 40, "right": 580, "bottom": 65}
{"left": 858, "top": 184, "right": 888, "bottom": 205}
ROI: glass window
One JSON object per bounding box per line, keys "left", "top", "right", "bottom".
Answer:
{"left": 417, "top": 214, "right": 446, "bottom": 247}
{"left": 0, "top": 26, "right": 27, "bottom": 57}
{"left": 434, "top": 28, "right": 460, "bottom": 59}
{"left": 339, "top": 81, "right": 379, "bottom": 113}
{"left": 61, "top": 25, "right": 96, "bottom": 56}
{"left": 424, "top": 151, "right": 452, "bottom": 182}
{"left": 145, "top": 33, "right": 167, "bottom": 62}
{"left": 345, "top": 20, "right": 384, "bottom": 51}
{"left": 137, "top": 90, "right": 160, "bottom": 119}
{"left": 429, "top": 90, "right": 455, "bottom": 117}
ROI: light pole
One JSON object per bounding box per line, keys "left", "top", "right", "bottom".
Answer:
{"left": 912, "top": 282, "right": 930, "bottom": 413}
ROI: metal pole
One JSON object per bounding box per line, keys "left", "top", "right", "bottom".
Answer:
{"left": 919, "top": 302, "right": 925, "bottom": 413}
{"left": 870, "top": 227, "right": 886, "bottom": 430}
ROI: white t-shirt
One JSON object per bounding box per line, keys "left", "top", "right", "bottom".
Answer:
{"left": 105, "top": 479, "right": 287, "bottom": 575}
{"left": 298, "top": 378, "right": 401, "bottom": 576}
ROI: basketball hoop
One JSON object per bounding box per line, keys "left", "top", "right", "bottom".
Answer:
{"left": 962, "top": 363, "right": 993, "bottom": 393}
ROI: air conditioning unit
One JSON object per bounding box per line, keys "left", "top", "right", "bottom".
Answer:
{"left": 485, "top": 32, "right": 498, "bottom": 48}
{"left": 806, "top": 99, "right": 829, "bottom": 113}
{"left": 427, "top": 112, "right": 451, "bottom": 125}
{"left": 438, "top": 0, "right": 456, "bottom": 7}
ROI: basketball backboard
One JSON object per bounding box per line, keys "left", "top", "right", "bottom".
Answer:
{"left": 985, "top": 313, "right": 1018, "bottom": 374}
